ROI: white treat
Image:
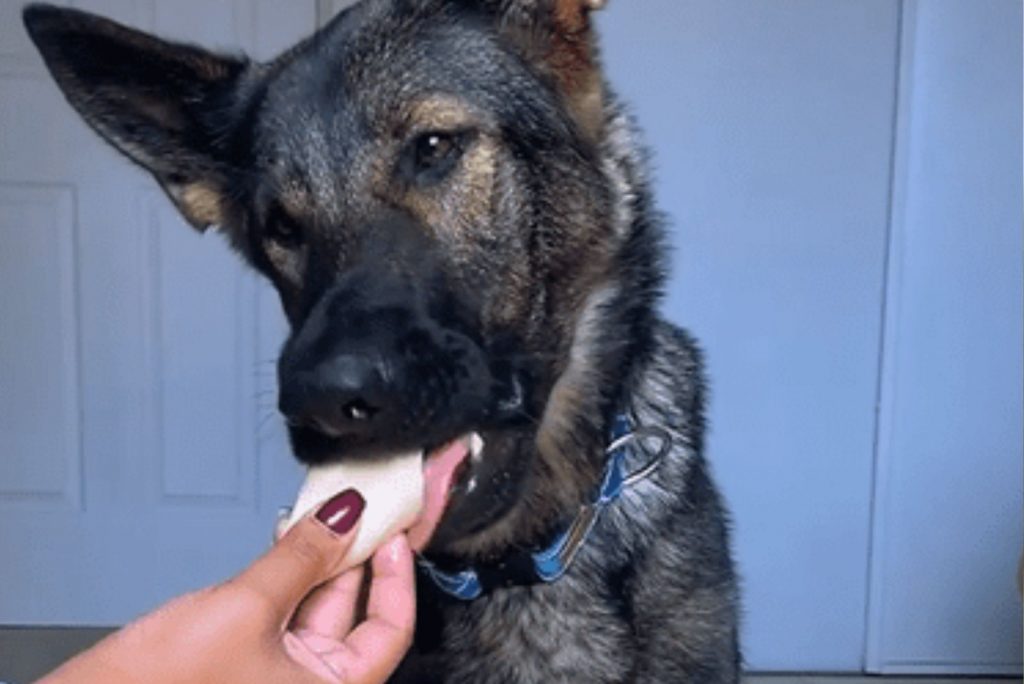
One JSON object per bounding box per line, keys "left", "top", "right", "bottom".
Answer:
{"left": 285, "top": 450, "right": 424, "bottom": 570}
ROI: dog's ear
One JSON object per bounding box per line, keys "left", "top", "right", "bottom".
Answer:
{"left": 486, "top": 0, "right": 608, "bottom": 137}
{"left": 22, "top": 4, "right": 252, "bottom": 231}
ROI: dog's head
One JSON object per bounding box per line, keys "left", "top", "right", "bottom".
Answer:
{"left": 25, "top": 0, "right": 656, "bottom": 558}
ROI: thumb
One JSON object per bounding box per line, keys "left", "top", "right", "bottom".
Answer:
{"left": 233, "top": 488, "right": 365, "bottom": 625}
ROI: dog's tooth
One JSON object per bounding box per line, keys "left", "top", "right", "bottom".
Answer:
{"left": 469, "top": 432, "right": 485, "bottom": 462}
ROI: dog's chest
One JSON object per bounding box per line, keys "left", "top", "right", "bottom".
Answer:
{"left": 419, "top": 578, "right": 635, "bottom": 684}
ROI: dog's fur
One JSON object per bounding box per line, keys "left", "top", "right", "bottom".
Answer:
{"left": 24, "top": 1, "right": 740, "bottom": 681}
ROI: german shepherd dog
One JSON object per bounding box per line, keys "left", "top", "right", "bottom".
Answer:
{"left": 24, "top": 0, "right": 740, "bottom": 680}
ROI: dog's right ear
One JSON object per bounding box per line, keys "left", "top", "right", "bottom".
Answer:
{"left": 22, "top": 4, "right": 252, "bottom": 231}
{"left": 480, "top": 0, "right": 609, "bottom": 140}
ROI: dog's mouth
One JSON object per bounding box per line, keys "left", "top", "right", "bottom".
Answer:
{"left": 293, "top": 419, "right": 526, "bottom": 556}
{"left": 285, "top": 362, "right": 532, "bottom": 554}
{"left": 406, "top": 433, "right": 483, "bottom": 551}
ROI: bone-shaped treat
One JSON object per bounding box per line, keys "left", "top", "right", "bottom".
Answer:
{"left": 283, "top": 450, "right": 424, "bottom": 571}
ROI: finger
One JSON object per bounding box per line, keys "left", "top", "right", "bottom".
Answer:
{"left": 279, "top": 631, "right": 353, "bottom": 684}
{"left": 322, "top": 535, "right": 415, "bottom": 683}
{"left": 232, "top": 489, "right": 365, "bottom": 627}
{"left": 290, "top": 563, "right": 366, "bottom": 638}
{"left": 273, "top": 638, "right": 346, "bottom": 684}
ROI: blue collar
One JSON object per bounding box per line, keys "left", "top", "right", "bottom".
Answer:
{"left": 416, "top": 414, "right": 669, "bottom": 601}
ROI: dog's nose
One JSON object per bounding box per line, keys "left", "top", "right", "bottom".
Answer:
{"left": 278, "top": 353, "right": 391, "bottom": 438}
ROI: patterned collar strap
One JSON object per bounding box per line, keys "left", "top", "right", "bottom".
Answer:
{"left": 417, "top": 414, "right": 668, "bottom": 601}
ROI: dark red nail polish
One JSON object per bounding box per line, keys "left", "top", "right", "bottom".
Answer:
{"left": 315, "top": 488, "right": 365, "bottom": 535}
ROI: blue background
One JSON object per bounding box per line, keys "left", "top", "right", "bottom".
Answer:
{"left": 598, "top": 0, "right": 1022, "bottom": 671}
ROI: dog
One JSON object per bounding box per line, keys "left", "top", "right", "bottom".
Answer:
{"left": 24, "top": 1, "right": 740, "bottom": 681}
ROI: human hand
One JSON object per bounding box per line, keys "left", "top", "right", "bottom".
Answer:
{"left": 38, "top": 489, "right": 415, "bottom": 684}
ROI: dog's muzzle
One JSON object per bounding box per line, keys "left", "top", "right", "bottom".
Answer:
{"left": 276, "top": 263, "right": 524, "bottom": 463}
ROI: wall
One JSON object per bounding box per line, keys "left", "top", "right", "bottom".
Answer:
{"left": 599, "top": 0, "right": 1022, "bottom": 673}
{"left": 600, "top": 0, "right": 899, "bottom": 669}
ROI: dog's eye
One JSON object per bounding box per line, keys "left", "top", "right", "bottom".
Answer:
{"left": 403, "top": 131, "right": 468, "bottom": 185}
{"left": 265, "top": 205, "right": 304, "bottom": 248}
{"left": 417, "top": 133, "right": 455, "bottom": 166}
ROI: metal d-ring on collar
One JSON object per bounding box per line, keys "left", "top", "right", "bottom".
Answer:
{"left": 611, "top": 423, "right": 674, "bottom": 488}
{"left": 418, "top": 414, "right": 673, "bottom": 601}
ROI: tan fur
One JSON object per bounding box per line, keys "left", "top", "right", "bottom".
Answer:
{"left": 548, "top": 0, "right": 606, "bottom": 139}
{"left": 277, "top": 185, "right": 314, "bottom": 219}
{"left": 368, "top": 95, "right": 499, "bottom": 238}
{"left": 405, "top": 95, "right": 476, "bottom": 134}
{"left": 447, "top": 283, "right": 620, "bottom": 558}
{"left": 444, "top": 139, "right": 499, "bottom": 232}
{"left": 402, "top": 135, "right": 499, "bottom": 240}
{"left": 569, "top": 71, "right": 605, "bottom": 139}
{"left": 536, "top": 283, "right": 617, "bottom": 461}
{"left": 264, "top": 240, "right": 306, "bottom": 285}
{"left": 168, "top": 181, "right": 224, "bottom": 229}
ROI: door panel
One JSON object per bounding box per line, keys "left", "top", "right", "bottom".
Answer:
{"left": 0, "top": 186, "right": 79, "bottom": 506}
{"left": 145, "top": 190, "right": 257, "bottom": 504}
{"left": 0, "top": 0, "right": 314, "bottom": 625}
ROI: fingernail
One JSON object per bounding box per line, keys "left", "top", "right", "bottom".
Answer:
{"left": 314, "top": 488, "right": 365, "bottom": 535}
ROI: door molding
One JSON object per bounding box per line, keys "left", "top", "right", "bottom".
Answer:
{"left": 864, "top": 0, "right": 1023, "bottom": 674}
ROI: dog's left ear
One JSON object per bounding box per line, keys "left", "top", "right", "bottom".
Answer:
{"left": 487, "top": 0, "right": 609, "bottom": 138}
{"left": 22, "top": 4, "right": 252, "bottom": 231}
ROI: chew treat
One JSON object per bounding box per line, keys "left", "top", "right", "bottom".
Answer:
{"left": 285, "top": 450, "right": 424, "bottom": 570}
